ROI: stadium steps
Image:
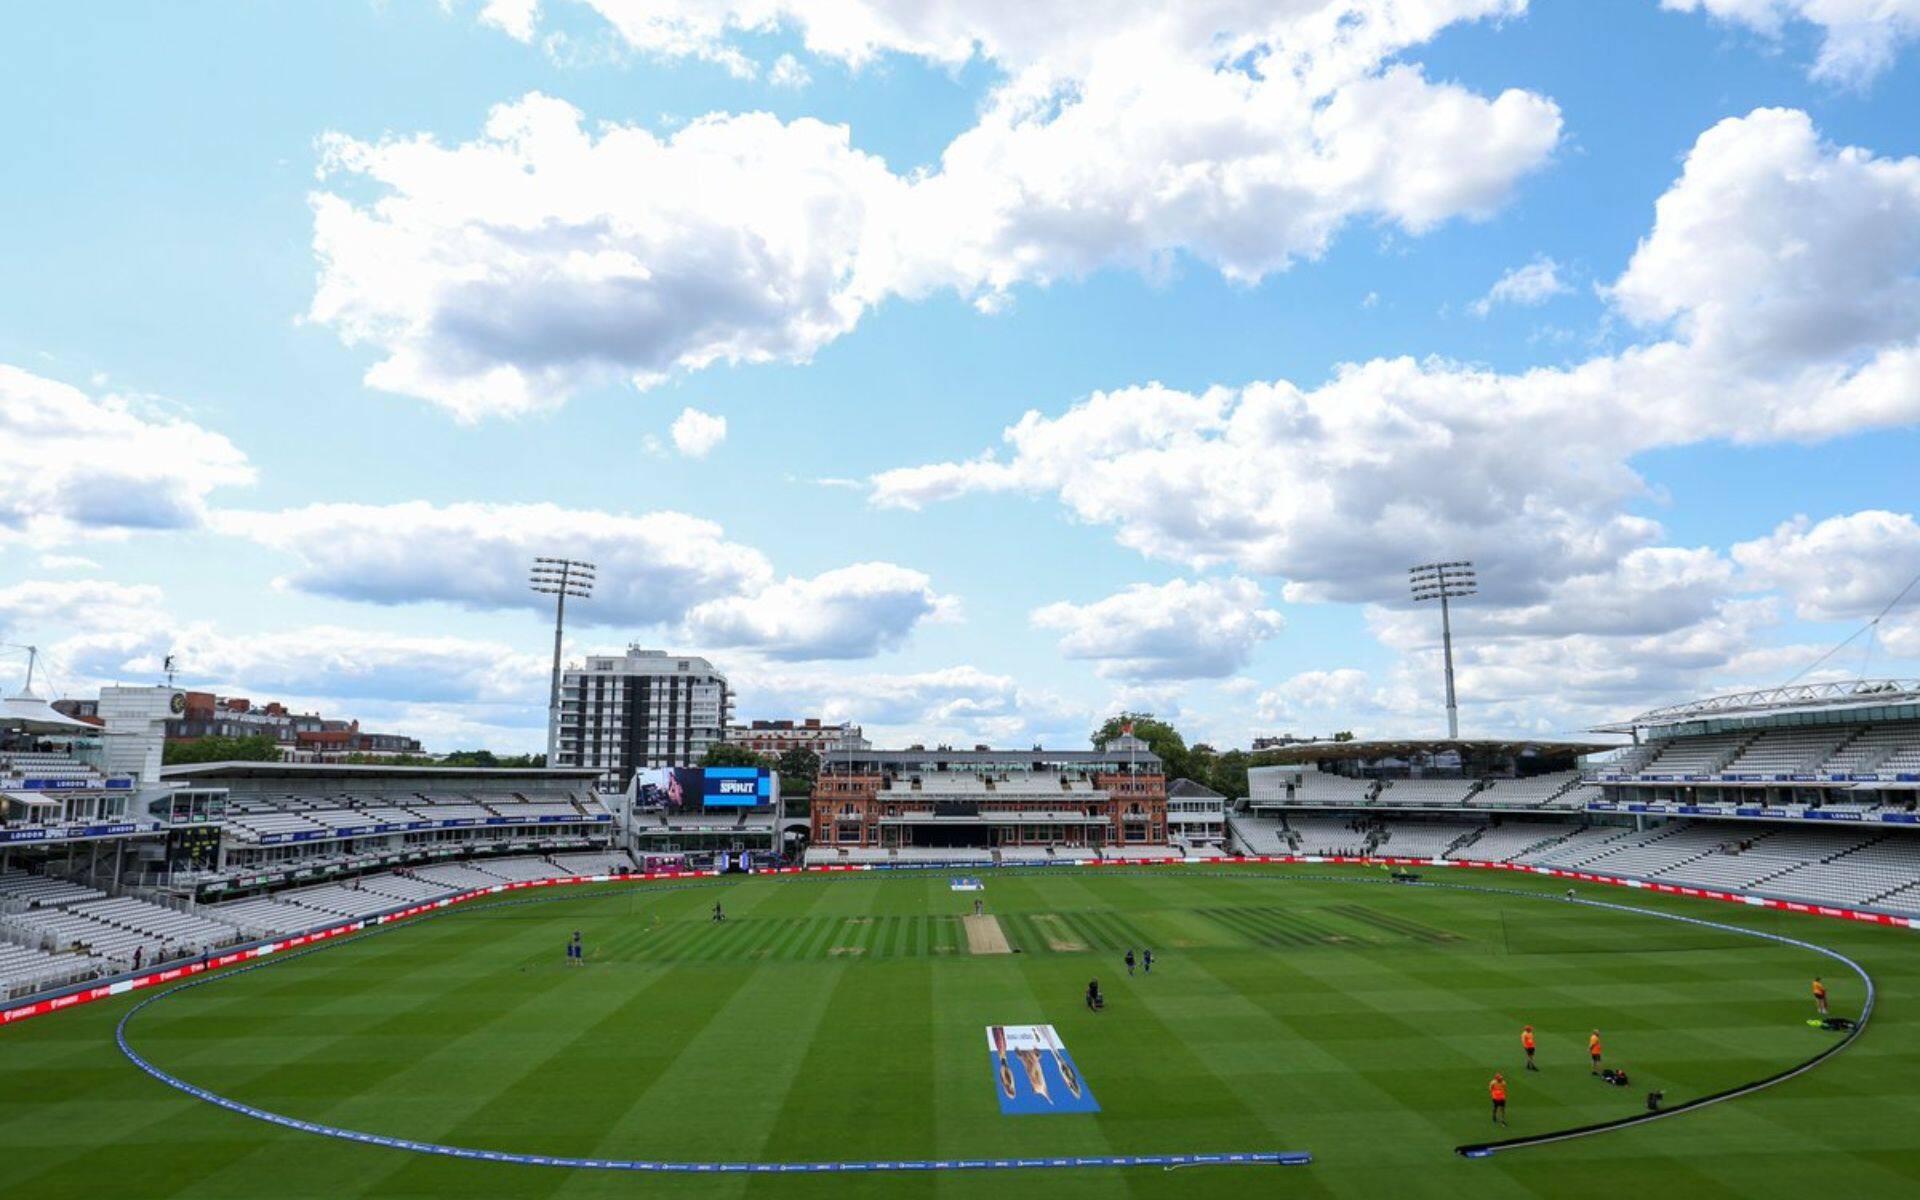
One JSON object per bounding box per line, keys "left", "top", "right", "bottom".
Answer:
{"left": 1715, "top": 731, "right": 1762, "bottom": 774}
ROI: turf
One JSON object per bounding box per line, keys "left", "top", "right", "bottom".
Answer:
{"left": 2, "top": 865, "right": 1917, "bottom": 1199}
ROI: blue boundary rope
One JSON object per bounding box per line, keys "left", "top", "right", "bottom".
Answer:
{"left": 112, "top": 881, "right": 1310, "bottom": 1175}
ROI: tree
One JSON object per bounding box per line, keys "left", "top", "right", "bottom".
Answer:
{"left": 1091, "top": 712, "right": 1193, "bottom": 782}
{"left": 1332, "top": 730, "right": 1355, "bottom": 742}
{"left": 340, "top": 752, "right": 439, "bottom": 766}
{"left": 163, "top": 734, "right": 283, "bottom": 765}
{"left": 1209, "top": 748, "right": 1251, "bottom": 799}
{"left": 435, "top": 749, "right": 546, "bottom": 768}
{"left": 701, "top": 743, "right": 772, "bottom": 770}
{"left": 776, "top": 747, "right": 820, "bottom": 794}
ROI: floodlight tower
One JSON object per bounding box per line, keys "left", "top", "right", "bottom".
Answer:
{"left": 1409, "top": 561, "right": 1476, "bottom": 739}
{"left": 531, "top": 557, "right": 595, "bottom": 766}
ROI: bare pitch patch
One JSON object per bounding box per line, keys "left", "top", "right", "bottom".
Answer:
{"left": 1030, "top": 914, "right": 1087, "bottom": 953}
{"left": 963, "top": 914, "right": 1014, "bottom": 955}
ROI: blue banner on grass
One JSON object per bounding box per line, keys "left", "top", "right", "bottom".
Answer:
{"left": 987, "top": 1025, "right": 1099, "bottom": 1115}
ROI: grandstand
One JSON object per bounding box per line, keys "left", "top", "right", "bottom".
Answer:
{"left": 1218, "top": 704, "right": 1920, "bottom": 917}
{"left": 153, "top": 761, "right": 616, "bottom": 900}
{"left": 812, "top": 739, "right": 1168, "bottom": 855}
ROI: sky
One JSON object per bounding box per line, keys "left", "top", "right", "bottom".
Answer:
{"left": 5, "top": 0, "right": 1920, "bottom": 754}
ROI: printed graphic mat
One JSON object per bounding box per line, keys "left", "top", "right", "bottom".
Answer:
{"left": 986, "top": 1024, "right": 1099, "bottom": 1114}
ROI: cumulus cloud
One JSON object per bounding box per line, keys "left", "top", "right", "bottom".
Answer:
{"left": 735, "top": 662, "right": 1088, "bottom": 748}
{"left": 768, "top": 52, "right": 812, "bottom": 88}
{"left": 36, "top": 554, "right": 101, "bottom": 571}
{"left": 0, "top": 580, "right": 168, "bottom": 639}
{"left": 1031, "top": 577, "right": 1284, "bottom": 680}
{"left": 14, "top": 578, "right": 549, "bottom": 744}
{"left": 683, "top": 562, "right": 958, "bottom": 659}
{"left": 218, "top": 501, "right": 772, "bottom": 625}
{"left": 669, "top": 407, "right": 727, "bottom": 458}
{"left": 0, "top": 365, "right": 253, "bottom": 546}
{"left": 1467, "top": 255, "right": 1570, "bottom": 316}
{"left": 308, "top": 94, "right": 907, "bottom": 419}
{"left": 346, "top": 3, "right": 1560, "bottom": 416}
{"left": 872, "top": 110, "right": 1920, "bottom": 615}
{"left": 1733, "top": 510, "right": 1920, "bottom": 621}
{"left": 217, "top": 501, "right": 954, "bottom": 661}
{"left": 476, "top": 0, "right": 540, "bottom": 42}
{"left": 1663, "top": 0, "right": 1920, "bottom": 85}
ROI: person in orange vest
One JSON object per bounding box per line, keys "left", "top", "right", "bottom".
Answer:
{"left": 1812, "top": 977, "right": 1829, "bottom": 1015}
{"left": 1522, "top": 1025, "right": 1538, "bottom": 1071}
{"left": 1588, "top": 1030, "right": 1603, "bottom": 1075}
{"left": 1489, "top": 1072, "right": 1508, "bottom": 1126}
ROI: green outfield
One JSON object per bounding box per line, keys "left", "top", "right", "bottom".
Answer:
{"left": 3, "top": 866, "right": 1917, "bottom": 1199}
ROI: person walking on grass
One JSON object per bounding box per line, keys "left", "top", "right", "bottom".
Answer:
{"left": 1489, "top": 1073, "right": 1508, "bottom": 1126}
{"left": 1813, "top": 977, "right": 1829, "bottom": 1016}
{"left": 1522, "top": 1025, "right": 1538, "bottom": 1071}
{"left": 1124, "top": 949, "right": 1135, "bottom": 977}
{"left": 1589, "top": 1030, "right": 1603, "bottom": 1075}
{"left": 1143, "top": 948, "right": 1154, "bottom": 975}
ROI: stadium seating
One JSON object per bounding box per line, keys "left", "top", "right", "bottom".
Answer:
{"left": 1471, "top": 772, "right": 1581, "bottom": 807}
{"left": 1376, "top": 779, "right": 1480, "bottom": 807}
{"left": 1819, "top": 722, "right": 1920, "bottom": 774}
{"left": 1280, "top": 814, "right": 1379, "bottom": 856}
{"left": 550, "top": 851, "right": 636, "bottom": 875}
{"left": 1721, "top": 728, "right": 1854, "bottom": 775}
{"left": 0, "top": 871, "right": 107, "bottom": 908}
{"left": 1446, "top": 821, "right": 1580, "bottom": 861}
{"left": 1223, "top": 815, "right": 1289, "bottom": 855}
{"left": 1635, "top": 733, "right": 1747, "bottom": 775}
{"left": 1516, "top": 825, "right": 1646, "bottom": 867}
{"left": 1373, "top": 819, "right": 1483, "bottom": 858}
{"left": 0, "top": 942, "right": 99, "bottom": 998}
{"left": 0, "top": 749, "right": 110, "bottom": 789}
{"left": 1574, "top": 823, "right": 1736, "bottom": 877}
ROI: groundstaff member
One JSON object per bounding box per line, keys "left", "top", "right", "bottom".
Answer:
{"left": 1589, "top": 1030, "right": 1603, "bottom": 1075}
{"left": 1522, "top": 1025, "right": 1538, "bottom": 1071}
{"left": 1813, "top": 977, "right": 1829, "bottom": 1015}
{"left": 1489, "top": 1073, "right": 1508, "bottom": 1126}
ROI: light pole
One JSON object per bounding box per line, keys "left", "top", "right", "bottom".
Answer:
{"left": 1410, "top": 561, "right": 1476, "bottom": 739}
{"left": 531, "top": 557, "right": 595, "bottom": 767}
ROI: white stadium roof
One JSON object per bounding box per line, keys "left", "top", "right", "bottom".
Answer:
{"left": 1597, "top": 679, "right": 1920, "bottom": 733}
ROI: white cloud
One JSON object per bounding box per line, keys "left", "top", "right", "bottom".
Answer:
{"left": 872, "top": 110, "right": 1920, "bottom": 615}
{"left": 1608, "top": 108, "right": 1920, "bottom": 379}
{"left": 361, "top": 4, "right": 1560, "bottom": 416}
{"left": 218, "top": 501, "right": 954, "bottom": 660}
{"left": 0, "top": 580, "right": 167, "bottom": 639}
{"left": 1663, "top": 0, "right": 1920, "bottom": 85}
{"left": 477, "top": 0, "right": 540, "bottom": 42}
{"left": 768, "top": 52, "right": 812, "bottom": 89}
{"left": 683, "top": 562, "right": 958, "bottom": 659}
{"left": 218, "top": 501, "right": 773, "bottom": 626}
{"left": 0, "top": 365, "right": 253, "bottom": 546}
{"left": 1256, "top": 667, "right": 1387, "bottom": 725}
{"left": 1031, "top": 577, "right": 1284, "bottom": 680}
{"left": 308, "top": 94, "right": 907, "bottom": 419}
{"left": 1468, "top": 255, "right": 1570, "bottom": 316}
{"left": 669, "top": 407, "right": 728, "bottom": 458}
{"left": 735, "top": 662, "right": 1089, "bottom": 747}
{"left": 1732, "top": 510, "right": 1920, "bottom": 621}
{"left": 35, "top": 554, "right": 100, "bottom": 571}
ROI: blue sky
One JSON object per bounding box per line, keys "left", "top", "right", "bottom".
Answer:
{"left": 4, "top": 1, "right": 1920, "bottom": 753}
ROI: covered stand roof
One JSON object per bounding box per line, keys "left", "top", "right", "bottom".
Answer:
{"left": 1, "top": 691, "right": 102, "bottom": 734}
{"left": 161, "top": 761, "right": 602, "bottom": 781}
{"left": 1249, "top": 738, "right": 1613, "bottom": 766}
{"left": 1596, "top": 679, "right": 1920, "bottom": 733}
